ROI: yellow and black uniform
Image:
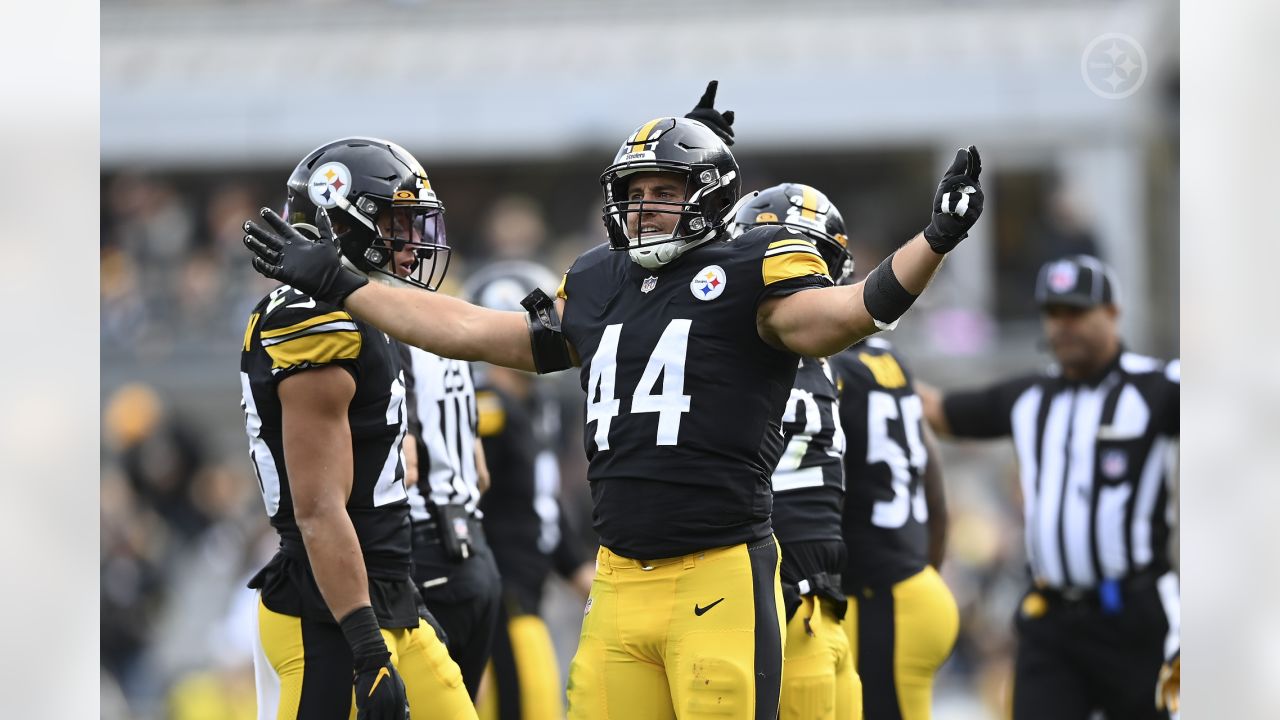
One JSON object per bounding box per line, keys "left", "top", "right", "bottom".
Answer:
{"left": 771, "top": 356, "right": 860, "bottom": 720}
{"left": 240, "top": 283, "right": 474, "bottom": 719}
{"left": 832, "top": 338, "right": 958, "bottom": 720}
{"left": 475, "top": 381, "right": 586, "bottom": 720}
{"left": 559, "top": 226, "right": 831, "bottom": 719}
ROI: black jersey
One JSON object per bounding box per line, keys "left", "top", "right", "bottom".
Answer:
{"left": 771, "top": 355, "right": 846, "bottom": 547}
{"left": 833, "top": 338, "right": 931, "bottom": 589}
{"left": 558, "top": 226, "right": 833, "bottom": 559}
{"left": 476, "top": 379, "right": 584, "bottom": 610}
{"left": 240, "top": 283, "right": 418, "bottom": 627}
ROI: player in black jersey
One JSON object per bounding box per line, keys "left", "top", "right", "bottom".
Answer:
{"left": 240, "top": 137, "right": 475, "bottom": 720}
{"left": 832, "top": 336, "right": 956, "bottom": 720}
{"left": 732, "top": 183, "right": 860, "bottom": 720}
{"left": 462, "top": 261, "right": 596, "bottom": 720}
{"left": 243, "top": 83, "right": 985, "bottom": 719}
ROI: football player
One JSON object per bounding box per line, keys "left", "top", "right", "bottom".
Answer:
{"left": 244, "top": 87, "right": 984, "bottom": 719}
{"left": 240, "top": 136, "right": 476, "bottom": 720}
{"left": 462, "top": 260, "right": 596, "bottom": 720}
{"left": 833, "top": 330, "right": 956, "bottom": 720}
{"left": 731, "top": 183, "right": 860, "bottom": 720}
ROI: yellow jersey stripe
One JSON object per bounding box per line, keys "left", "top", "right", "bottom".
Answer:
{"left": 242, "top": 313, "right": 261, "bottom": 352}
{"left": 265, "top": 331, "right": 362, "bottom": 371}
{"left": 800, "top": 185, "right": 818, "bottom": 220}
{"left": 630, "top": 118, "right": 663, "bottom": 153}
{"left": 767, "top": 239, "right": 817, "bottom": 251}
{"left": 763, "top": 251, "right": 830, "bottom": 286}
{"left": 556, "top": 273, "right": 568, "bottom": 300}
{"left": 476, "top": 391, "right": 507, "bottom": 437}
{"left": 260, "top": 311, "right": 354, "bottom": 340}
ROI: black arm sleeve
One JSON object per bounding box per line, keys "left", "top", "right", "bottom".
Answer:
{"left": 942, "top": 376, "right": 1037, "bottom": 439}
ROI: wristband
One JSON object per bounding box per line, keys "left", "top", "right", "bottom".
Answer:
{"left": 862, "top": 252, "right": 919, "bottom": 331}
{"left": 338, "top": 606, "right": 390, "bottom": 671}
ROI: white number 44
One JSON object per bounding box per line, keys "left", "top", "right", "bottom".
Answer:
{"left": 586, "top": 320, "right": 692, "bottom": 450}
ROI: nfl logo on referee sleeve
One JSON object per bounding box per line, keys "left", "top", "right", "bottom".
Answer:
{"left": 690, "top": 265, "right": 727, "bottom": 301}
{"left": 1101, "top": 449, "right": 1128, "bottom": 479}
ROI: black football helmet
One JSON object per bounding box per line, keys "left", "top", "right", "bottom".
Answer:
{"left": 731, "top": 183, "right": 853, "bottom": 283}
{"left": 600, "top": 117, "right": 741, "bottom": 270}
{"left": 284, "top": 137, "right": 450, "bottom": 291}
{"left": 461, "top": 260, "right": 560, "bottom": 313}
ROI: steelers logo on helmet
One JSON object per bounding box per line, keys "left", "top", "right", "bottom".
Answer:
{"left": 690, "top": 264, "right": 727, "bottom": 301}
{"left": 307, "top": 162, "right": 353, "bottom": 209}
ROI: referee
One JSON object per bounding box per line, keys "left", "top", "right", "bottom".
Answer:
{"left": 918, "top": 255, "right": 1179, "bottom": 720}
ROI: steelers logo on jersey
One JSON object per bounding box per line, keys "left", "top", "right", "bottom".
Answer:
{"left": 690, "top": 265, "right": 727, "bottom": 301}
{"left": 308, "top": 161, "right": 353, "bottom": 208}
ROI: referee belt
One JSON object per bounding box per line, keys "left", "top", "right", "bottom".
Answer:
{"left": 1036, "top": 566, "right": 1163, "bottom": 605}
{"left": 411, "top": 516, "right": 487, "bottom": 546}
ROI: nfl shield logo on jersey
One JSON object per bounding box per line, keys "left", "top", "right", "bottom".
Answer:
{"left": 1101, "top": 449, "right": 1128, "bottom": 479}
{"left": 690, "top": 265, "right": 727, "bottom": 301}
{"left": 641, "top": 276, "right": 658, "bottom": 294}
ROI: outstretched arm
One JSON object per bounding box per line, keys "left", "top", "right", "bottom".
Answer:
{"left": 759, "top": 146, "right": 983, "bottom": 357}
{"left": 244, "top": 208, "right": 556, "bottom": 372}
{"left": 757, "top": 232, "right": 946, "bottom": 356}
{"left": 344, "top": 281, "right": 536, "bottom": 371}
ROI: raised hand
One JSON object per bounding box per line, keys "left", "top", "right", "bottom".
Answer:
{"left": 922, "top": 145, "right": 984, "bottom": 254}
{"left": 243, "top": 207, "right": 369, "bottom": 306}
{"left": 685, "top": 80, "right": 735, "bottom": 146}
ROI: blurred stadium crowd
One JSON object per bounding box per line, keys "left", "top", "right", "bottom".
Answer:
{"left": 101, "top": 2, "right": 1177, "bottom": 719}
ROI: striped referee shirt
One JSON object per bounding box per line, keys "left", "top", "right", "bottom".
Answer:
{"left": 943, "top": 349, "right": 1179, "bottom": 590}
{"left": 400, "top": 342, "right": 483, "bottom": 522}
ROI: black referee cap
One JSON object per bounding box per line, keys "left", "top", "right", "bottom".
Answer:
{"left": 1034, "top": 255, "right": 1119, "bottom": 308}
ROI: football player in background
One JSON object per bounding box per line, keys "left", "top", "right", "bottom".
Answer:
{"left": 732, "top": 183, "right": 861, "bottom": 720}
{"left": 244, "top": 82, "right": 984, "bottom": 719}
{"left": 833, "top": 324, "right": 956, "bottom": 720}
{"left": 462, "top": 261, "right": 596, "bottom": 720}
{"left": 239, "top": 136, "right": 475, "bottom": 719}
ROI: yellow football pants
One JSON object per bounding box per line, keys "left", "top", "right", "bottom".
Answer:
{"left": 253, "top": 596, "right": 478, "bottom": 720}
{"left": 779, "top": 595, "right": 861, "bottom": 720}
{"left": 477, "top": 613, "right": 565, "bottom": 720}
{"left": 845, "top": 566, "right": 959, "bottom": 720}
{"left": 566, "top": 537, "right": 786, "bottom": 720}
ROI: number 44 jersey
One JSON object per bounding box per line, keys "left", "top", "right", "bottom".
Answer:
{"left": 831, "top": 337, "right": 931, "bottom": 589}
{"left": 558, "top": 227, "right": 832, "bottom": 560}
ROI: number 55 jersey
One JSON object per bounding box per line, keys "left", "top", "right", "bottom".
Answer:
{"left": 558, "top": 226, "right": 833, "bottom": 559}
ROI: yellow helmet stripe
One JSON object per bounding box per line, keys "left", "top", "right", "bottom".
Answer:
{"left": 630, "top": 118, "right": 664, "bottom": 153}
{"left": 800, "top": 185, "right": 819, "bottom": 221}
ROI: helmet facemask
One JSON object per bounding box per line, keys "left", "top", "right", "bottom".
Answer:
{"left": 325, "top": 193, "right": 451, "bottom": 292}
{"left": 600, "top": 117, "right": 741, "bottom": 270}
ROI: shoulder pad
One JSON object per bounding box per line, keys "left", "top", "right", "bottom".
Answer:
{"left": 255, "top": 288, "right": 361, "bottom": 372}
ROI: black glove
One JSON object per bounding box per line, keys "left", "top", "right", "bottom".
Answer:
{"left": 685, "top": 80, "right": 735, "bottom": 146}
{"left": 341, "top": 606, "right": 410, "bottom": 720}
{"left": 922, "top": 145, "right": 984, "bottom": 254}
{"left": 243, "top": 207, "right": 369, "bottom": 306}
{"left": 353, "top": 655, "right": 409, "bottom": 720}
